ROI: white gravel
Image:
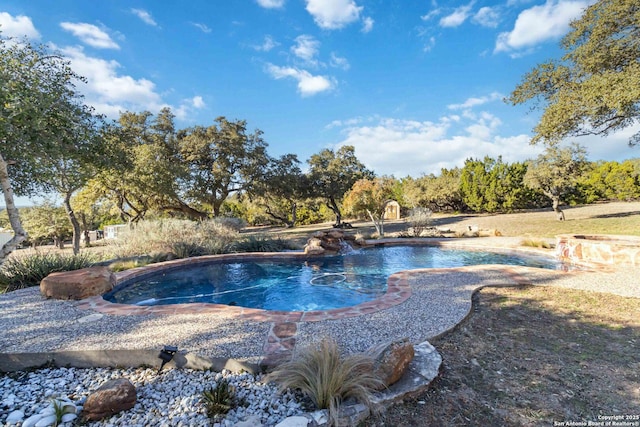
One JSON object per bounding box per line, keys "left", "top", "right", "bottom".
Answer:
{"left": 0, "top": 366, "right": 302, "bottom": 426}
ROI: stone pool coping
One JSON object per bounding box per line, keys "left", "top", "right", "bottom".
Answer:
{"left": 79, "top": 238, "right": 567, "bottom": 320}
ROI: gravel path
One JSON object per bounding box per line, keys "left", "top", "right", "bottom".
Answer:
{"left": 1, "top": 262, "right": 637, "bottom": 360}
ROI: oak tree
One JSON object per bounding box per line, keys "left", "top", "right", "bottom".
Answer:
{"left": 508, "top": 0, "right": 640, "bottom": 147}
{"left": 307, "top": 146, "right": 373, "bottom": 226}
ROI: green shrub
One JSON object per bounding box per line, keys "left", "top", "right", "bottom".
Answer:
{"left": 267, "top": 338, "right": 383, "bottom": 425}
{"left": 0, "top": 252, "right": 96, "bottom": 293}
{"left": 201, "top": 379, "right": 235, "bottom": 418}
{"left": 232, "top": 234, "right": 296, "bottom": 253}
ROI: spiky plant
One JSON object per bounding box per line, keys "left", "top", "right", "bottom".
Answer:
{"left": 201, "top": 379, "right": 235, "bottom": 417}
{"left": 267, "top": 337, "right": 383, "bottom": 426}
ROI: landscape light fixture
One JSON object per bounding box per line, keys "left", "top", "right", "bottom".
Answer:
{"left": 158, "top": 345, "right": 178, "bottom": 372}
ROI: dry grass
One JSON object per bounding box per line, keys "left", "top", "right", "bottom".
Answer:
{"left": 106, "top": 219, "right": 239, "bottom": 258}
{"left": 253, "top": 202, "right": 640, "bottom": 245}
{"left": 365, "top": 286, "right": 640, "bottom": 427}
{"left": 428, "top": 202, "right": 640, "bottom": 238}
{"left": 267, "top": 337, "right": 383, "bottom": 425}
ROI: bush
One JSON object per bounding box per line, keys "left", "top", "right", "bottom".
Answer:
{"left": 267, "top": 338, "right": 382, "bottom": 425}
{"left": 232, "top": 235, "right": 296, "bottom": 253}
{"left": 107, "top": 219, "right": 240, "bottom": 259}
{"left": 407, "top": 207, "right": 433, "bottom": 237}
{"left": 212, "top": 217, "right": 247, "bottom": 232}
{"left": 0, "top": 252, "right": 96, "bottom": 293}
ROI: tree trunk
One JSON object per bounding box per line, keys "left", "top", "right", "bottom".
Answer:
{"left": 263, "top": 205, "right": 291, "bottom": 227}
{"left": 289, "top": 202, "right": 297, "bottom": 229}
{"left": 80, "top": 212, "right": 91, "bottom": 247}
{"left": 551, "top": 197, "right": 565, "bottom": 221}
{"left": 367, "top": 210, "right": 384, "bottom": 237}
{"left": 0, "top": 153, "right": 28, "bottom": 264}
{"left": 62, "top": 191, "right": 82, "bottom": 254}
{"left": 328, "top": 197, "right": 342, "bottom": 226}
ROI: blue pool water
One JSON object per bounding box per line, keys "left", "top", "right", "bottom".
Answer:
{"left": 104, "top": 246, "right": 568, "bottom": 311}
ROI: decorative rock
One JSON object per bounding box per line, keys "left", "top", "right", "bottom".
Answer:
{"left": 275, "top": 415, "right": 314, "bottom": 427}
{"left": 234, "top": 415, "right": 263, "bottom": 426}
{"left": 61, "top": 413, "right": 78, "bottom": 422}
{"left": 5, "top": 410, "right": 24, "bottom": 425}
{"left": 367, "top": 338, "right": 415, "bottom": 389}
{"left": 305, "top": 246, "right": 325, "bottom": 255}
{"left": 34, "top": 415, "right": 57, "bottom": 427}
{"left": 40, "top": 266, "right": 116, "bottom": 300}
{"left": 303, "top": 229, "right": 362, "bottom": 255}
{"left": 82, "top": 378, "right": 137, "bottom": 421}
{"left": 373, "top": 340, "right": 443, "bottom": 407}
{"left": 21, "top": 414, "right": 44, "bottom": 427}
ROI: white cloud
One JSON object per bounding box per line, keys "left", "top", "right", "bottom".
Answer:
{"left": 266, "top": 64, "right": 334, "bottom": 96}
{"left": 567, "top": 123, "right": 640, "bottom": 162}
{"left": 472, "top": 7, "right": 500, "bottom": 28}
{"left": 495, "top": 0, "right": 593, "bottom": 54}
{"left": 256, "top": 0, "right": 285, "bottom": 8}
{"left": 447, "top": 92, "right": 503, "bottom": 110}
{"left": 331, "top": 115, "right": 543, "bottom": 177}
{"left": 0, "top": 12, "right": 40, "bottom": 39}
{"left": 131, "top": 8, "right": 158, "bottom": 27}
{"left": 330, "top": 52, "right": 350, "bottom": 70}
{"left": 305, "top": 0, "right": 363, "bottom": 30}
{"left": 174, "top": 96, "right": 206, "bottom": 120}
{"left": 439, "top": 1, "right": 475, "bottom": 28}
{"left": 192, "top": 96, "right": 205, "bottom": 108}
{"left": 253, "top": 35, "right": 279, "bottom": 51}
{"left": 423, "top": 36, "right": 436, "bottom": 52}
{"left": 291, "top": 35, "right": 320, "bottom": 64}
{"left": 191, "top": 22, "right": 212, "bottom": 33}
{"left": 361, "top": 16, "right": 374, "bottom": 33}
{"left": 59, "top": 45, "right": 164, "bottom": 117}
{"left": 60, "top": 22, "right": 119, "bottom": 49}
{"left": 420, "top": 9, "right": 441, "bottom": 21}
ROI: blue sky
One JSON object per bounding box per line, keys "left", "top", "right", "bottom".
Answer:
{"left": 1, "top": 0, "right": 639, "bottom": 202}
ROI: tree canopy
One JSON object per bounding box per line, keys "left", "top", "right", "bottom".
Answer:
{"left": 343, "top": 177, "right": 396, "bottom": 236}
{"left": 508, "top": 0, "right": 640, "bottom": 146}
{"left": 524, "top": 144, "right": 588, "bottom": 220}
{"left": 307, "top": 146, "right": 373, "bottom": 226}
{"left": 0, "top": 36, "right": 99, "bottom": 260}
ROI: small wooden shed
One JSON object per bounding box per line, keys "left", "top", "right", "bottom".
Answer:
{"left": 384, "top": 201, "right": 401, "bottom": 220}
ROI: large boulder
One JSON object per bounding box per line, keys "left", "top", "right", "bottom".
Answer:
{"left": 40, "top": 266, "right": 115, "bottom": 300}
{"left": 303, "top": 229, "right": 361, "bottom": 255}
{"left": 367, "top": 338, "right": 415, "bottom": 390}
{"left": 82, "top": 378, "right": 137, "bottom": 421}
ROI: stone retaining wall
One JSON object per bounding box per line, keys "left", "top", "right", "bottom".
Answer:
{"left": 556, "top": 234, "right": 640, "bottom": 266}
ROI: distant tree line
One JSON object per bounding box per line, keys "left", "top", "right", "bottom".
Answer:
{"left": 2, "top": 0, "right": 640, "bottom": 260}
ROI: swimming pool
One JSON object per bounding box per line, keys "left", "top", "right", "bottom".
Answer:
{"left": 103, "top": 245, "right": 568, "bottom": 311}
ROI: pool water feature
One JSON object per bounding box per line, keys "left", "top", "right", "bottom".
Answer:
{"left": 104, "top": 245, "right": 568, "bottom": 311}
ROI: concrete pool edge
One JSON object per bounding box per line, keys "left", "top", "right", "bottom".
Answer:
{"left": 77, "top": 239, "right": 580, "bottom": 319}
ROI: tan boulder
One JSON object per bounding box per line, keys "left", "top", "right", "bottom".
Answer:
{"left": 305, "top": 245, "right": 326, "bottom": 255}
{"left": 40, "top": 266, "right": 115, "bottom": 300}
{"left": 82, "top": 378, "right": 136, "bottom": 421}
{"left": 326, "top": 230, "right": 344, "bottom": 239}
{"left": 367, "top": 338, "right": 415, "bottom": 390}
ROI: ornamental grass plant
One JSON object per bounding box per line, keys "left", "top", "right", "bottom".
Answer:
{"left": 267, "top": 337, "right": 383, "bottom": 426}
{"left": 106, "top": 219, "right": 241, "bottom": 259}
{"left": 0, "top": 251, "right": 96, "bottom": 293}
